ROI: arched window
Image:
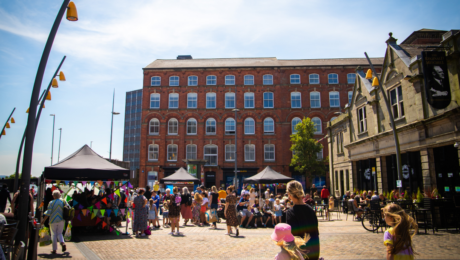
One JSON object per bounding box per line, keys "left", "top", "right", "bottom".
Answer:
{"left": 290, "top": 74, "right": 300, "bottom": 84}
{"left": 186, "top": 144, "right": 197, "bottom": 159}
{"left": 264, "top": 118, "right": 274, "bottom": 133}
{"left": 186, "top": 118, "right": 197, "bottom": 135}
{"left": 244, "top": 75, "right": 254, "bottom": 85}
{"left": 188, "top": 76, "right": 198, "bottom": 86}
{"left": 149, "top": 119, "right": 160, "bottom": 135}
{"left": 169, "top": 93, "right": 179, "bottom": 108}
{"left": 244, "top": 144, "right": 255, "bottom": 161}
{"left": 291, "top": 92, "right": 301, "bottom": 108}
{"left": 328, "top": 73, "right": 338, "bottom": 84}
{"left": 168, "top": 118, "right": 178, "bottom": 135}
{"left": 329, "top": 91, "right": 340, "bottom": 107}
{"left": 244, "top": 118, "right": 255, "bottom": 134}
{"left": 187, "top": 93, "right": 197, "bottom": 108}
{"left": 225, "top": 144, "right": 235, "bottom": 161}
{"left": 309, "top": 74, "right": 319, "bottom": 84}
{"left": 151, "top": 76, "right": 161, "bottom": 86}
{"left": 347, "top": 73, "right": 356, "bottom": 84}
{"left": 148, "top": 144, "right": 159, "bottom": 161}
{"left": 292, "top": 117, "right": 301, "bottom": 134}
{"left": 204, "top": 145, "right": 218, "bottom": 166}
{"left": 312, "top": 117, "right": 322, "bottom": 134}
{"left": 264, "top": 144, "right": 275, "bottom": 161}
{"left": 225, "top": 118, "right": 235, "bottom": 135}
{"left": 263, "top": 74, "right": 273, "bottom": 85}
{"left": 263, "top": 92, "right": 274, "bottom": 108}
{"left": 244, "top": 92, "right": 254, "bottom": 108}
{"left": 225, "top": 75, "right": 235, "bottom": 85}
{"left": 169, "top": 76, "right": 179, "bottom": 86}
{"left": 150, "top": 93, "right": 160, "bottom": 109}
{"left": 225, "top": 92, "right": 235, "bottom": 108}
{"left": 310, "top": 92, "right": 320, "bottom": 108}
{"left": 206, "top": 75, "right": 216, "bottom": 85}
{"left": 206, "top": 118, "right": 216, "bottom": 135}
{"left": 167, "top": 144, "right": 178, "bottom": 161}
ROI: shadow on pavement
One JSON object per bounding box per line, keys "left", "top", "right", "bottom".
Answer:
{"left": 38, "top": 252, "right": 72, "bottom": 259}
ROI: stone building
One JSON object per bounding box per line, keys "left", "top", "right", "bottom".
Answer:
{"left": 327, "top": 29, "right": 460, "bottom": 198}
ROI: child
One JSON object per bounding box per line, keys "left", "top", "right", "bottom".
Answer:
{"left": 383, "top": 203, "right": 418, "bottom": 260}
{"left": 192, "top": 193, "right": 202, "bottom": 226}
{"left": 162, "top": 200, "right": 170, "bottom": 228}
{"left": 148, "top": 199, "right": 157, "bottom": 230}
{"left": 274, "top": 199, "right": 283, "bottom": 224}
{"left": 251, "top": 198, "right": 263, "bottom": 228}
{"left": 271, "top": 223, "right": 308, "bottom": 260}
{"left": 263, "top": 198, "right": 274, "bottom": 227}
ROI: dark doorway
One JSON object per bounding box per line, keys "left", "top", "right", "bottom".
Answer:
{"left": 340, "top": 170, "right": 345, "bottom": 197}
{"left": 433, "top": 145, "right": 460, "bottom": 198}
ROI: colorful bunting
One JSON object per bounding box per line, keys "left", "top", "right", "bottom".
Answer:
{"left": 100, "top": 209, "right": 105, "bottom": 217}
{"left": 90, "top": 181, "right": 95, "bottom": 186}
{"left": 97, "top": 180, "right": 103, "bottom": 186}
{"left": 108, "top": 193, "right": 114, "bottom": 200}
{"left": 82, "top": 209, "right": 87, "bottom": 216}
{"left": 115, "top": 189, "right": 121, "bottom": 198}
{"left": 73, "top": 181, "right": 78, "bottom": 186}
{"left": 64, "top": 181, "right": 69, "bottom": 186}
{"left": 73, "top": 200, "right": 78, "bottom": 207}
{"left": 101, "top": 198, "right": 107, "bottom": 204}
{"left": 126, "top": 218, "right": 130, "bottom": 224}
{"left": 109, "top": 226, "right": 113, "bottom": 232}
{"left": 66, "top": 195, "right": 71, "bottom": 202}
{"left": 106, "top": 209, "right": 112, "bottom": 216}
{"left": 113, "top": 209, "right": 118, "bottom": 216}
{"left": 56, "top": 180, "right": 61, "bottom": 185}
{"left": 124, "top": 196, "right": 127, "bottom": 203}
{"left": 120, "top": 209, "right": 125, "bottom": 216}
{"left": 106, "top": 181, "right": 112, "bottom": 187}
{"left": 95, "top": 217, "right": 102, "bottom": 225}
{"left": 45, "top": 180, "right": 52, "bottom": 183}
{"left": 95, "top": 202, "right": 101, "bottom": 209}
{"left": 91, "top": 209, "right": 98, "bottom": 219}
{"left": 102, "top": 221, "right": 107, "bottom": 229}
{"left": 88, "top": 206, "right": 93, "bottom": 212}
{"left": 82, "top": 181, "right": 87, "bottom": 186}
{"left": 114, "top": 181, "right": 119, "bottom": 187}
{"left": 127, "top": 182, "right": 133, "bottom": 188}
{"left": 77, "top": 214, "right": 82, "bottom": 221}
{"left": 51, "top": 186, "right": 57, "bottom": 192}
{"left": 78, "top": 204, "right": 84, "bottom": 210}
{"left": 115, "top": 230, "right": 120, "bottom": 236}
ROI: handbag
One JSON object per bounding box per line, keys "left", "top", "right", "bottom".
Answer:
{"left": 144, "top": 228, "right": 151, "bottom": 235}
{"left": 39, "top": 227, "right": 51, "bottom": 247}
{"left": 205, "top": 208, "right": 217, "bottom": 223}
{"left": 62, "top": 200, "right": 74, "bottom": 221}
{"left": 64, "top": 223, "right": 72, "bottom": 242}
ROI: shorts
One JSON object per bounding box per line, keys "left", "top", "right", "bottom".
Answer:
{"left": 163, "top": 212, "right": 169, "bottom": 218}
{"left": 239, "top": 209, "right": 252, "bottom": 218}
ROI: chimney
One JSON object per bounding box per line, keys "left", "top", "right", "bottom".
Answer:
{"left": 177, "top": 55, "right": 193, "bottom": 60}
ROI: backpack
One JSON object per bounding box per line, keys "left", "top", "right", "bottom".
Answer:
{"left": 62, "top": 200, "right": 75, "bottom": 221}
{"left": 186, "top": 194, "right": 192, "bottom": 206}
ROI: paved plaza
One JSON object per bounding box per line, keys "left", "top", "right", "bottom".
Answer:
{"left": 37, "top": 213, "right": 460, "bottom": 260}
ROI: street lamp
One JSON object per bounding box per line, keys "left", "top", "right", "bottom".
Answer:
{"left": 110, "top": 89, "right": 120, "bottom": 161}
{"left": 58, "top": 128, "right": 62, "bottom": 162}
{"left": 0, "top": 108, "right": 15, "bottom": 140}
{"left": 50, "top": 114, "right": 55, "bottom": 165}
{"left": 232, "top": 108, "right": 239, "bottom": 188}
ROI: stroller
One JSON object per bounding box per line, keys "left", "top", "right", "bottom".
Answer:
{"left": 216, "top": 204, "right": 226, "bottom": 223}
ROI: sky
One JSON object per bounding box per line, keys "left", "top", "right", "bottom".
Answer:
{"left": 0, "top": 0, "right": 459, "bottom": 177}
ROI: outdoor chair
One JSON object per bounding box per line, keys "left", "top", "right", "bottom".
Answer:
{"left": 346, "top": 201, "right": 356, "bottom": 221}
{"left": 327, "top": 200, "right": 341, "bottom": 221}
{"left": 414, "top": 198, "right": 435, "bottom": 234}
{"left": 0, "top": 224, "right": 18, "bottom": 260}
{"left": 12, "top": 241, "right": 25, "bottom": 260}
{"left": 342, "top": 200, "right": 348, "bottom": 214}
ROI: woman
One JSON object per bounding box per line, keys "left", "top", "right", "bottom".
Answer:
{"left": 209, "top": 186, "right": 219, "bottom": 229}
{"left": 286, "top": 180, "right": 320, "bottom": 260}
{"left": 224, "top": 185, "right": 239, "bottom": 236}
{"left": 180, "top": 187, "right": 193, "bottom": 226}
{"left": 192, "top": 193, "right": 203, "bottom": 226}
{"left": 263, "top": 198, "right": 274, "bottom": 227}
{"left": 133, "top": 188, "right": 148, "bottom": 237}
{"left": 168, "top": 187, "right": 182, "bottom": 235}
{"left": 249, "top": 188, "right": 256, "bottom": 207}
{"left": 41, "top": 190, "right": 67, "bottom": 254}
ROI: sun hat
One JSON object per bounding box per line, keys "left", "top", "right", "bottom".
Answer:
{"left": 271, "top": 223, "right": 294, "bottom": 242}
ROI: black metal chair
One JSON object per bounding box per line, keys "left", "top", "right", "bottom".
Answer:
{"left": 346, "top": 201, "right": 356, "bottom": 221}
{"left": 413, "top": 198, "right": 435, "bottom": 234}
{"left": 12, "top": 241, "right": 24, "bottom": 260}
{"left": 0, "top": 224, "right": 18, "bottom": 260}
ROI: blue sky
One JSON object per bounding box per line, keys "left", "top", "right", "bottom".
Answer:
{"left": 1, "top": 0, "right": 459, "bottom": 177}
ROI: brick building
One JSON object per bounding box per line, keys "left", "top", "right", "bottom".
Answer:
{"left": 139, "top": 56, "right": 383, "bottom": 191}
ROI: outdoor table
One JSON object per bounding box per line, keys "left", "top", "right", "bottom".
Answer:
{"left": 315, "top": 204, "right": 328, "bottom": 219}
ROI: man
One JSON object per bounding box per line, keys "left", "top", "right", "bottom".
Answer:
{"left": 342, "top": 191, "right": 350, "bottom": 201}
{"left": 350, "top": 193, "right": 363, "bottom": 220}
{"left": 321, "top": 185, "right": 330, "bottom": 205}
{"left": 144, "top": 186, "right": 152, "bottom": 200}
{"left": 218, "top": 187, "right": 227, "bottom": 202}
{"left": 310, "top": 184, "right": 317, "bottom": 197}
{"left": 0, "top": 185, "right": 12, "bottom": 213}
{"left": 379, "top": 193, "right": 387, "bottom": 205}
{"left": 371, "top": 191, "right": 379, "bottom": 201}
{"left": 195, "top": 186, "right": 202, "bottom": 194}
{"left": 237, "top": 194, "right": 253, "bottom": 228}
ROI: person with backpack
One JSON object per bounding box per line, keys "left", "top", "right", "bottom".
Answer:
{"left": 180, "top": 187, "right": 192, "bottom": 226}
{"left": 41, "top": 190, "right": 68, "bottom": 254}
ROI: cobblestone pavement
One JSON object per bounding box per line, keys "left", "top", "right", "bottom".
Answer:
{"left": 74, "top": 214, "right": 460, "bottom": 260}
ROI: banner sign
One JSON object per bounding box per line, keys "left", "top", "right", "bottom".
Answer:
{"left": 421, "top": 51, "right": 451, "bottom": 109}
{"left": 187, "top": 164, "right": 197, "bottom": 178}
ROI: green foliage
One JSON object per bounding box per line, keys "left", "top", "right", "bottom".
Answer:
{"left": 289, "top": 117, "right": 327, "bottom": 179}
{"left": 403, "top": 190, "right": 410, "bottom": 200}
{"left": 6, "top": 173, "right": 37, "bottom": 179}
{"left": 416, "top": 188, "right": 424, "bottom": 203}
{"left": 389, "top": 191, "right": 394, "bottom": 201}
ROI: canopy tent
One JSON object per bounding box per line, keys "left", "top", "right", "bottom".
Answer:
{"left": 160, "top": 167, "right": 200, "bottom": 184}
{"left": 243, "top": 166, "right": 294, "bottom": 184}
{"left": 43, "top": 144, "right": 130, "bottom": 180}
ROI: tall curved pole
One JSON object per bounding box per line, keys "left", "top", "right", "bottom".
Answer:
{"left": 0, "top": 108, "right": 15, "bottom": 140}
{"left": 17, "top": 0, "right": 71, "bottom": 247}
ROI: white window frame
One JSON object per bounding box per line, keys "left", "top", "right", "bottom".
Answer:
{"left": 206, "top": 118, "right": 216, "bottom": 135}
{"left": 347, "top": 73, "right": 356, "bottom": 84}
{"left": 188, "top": 75, "right": 198, "bottom": 86}
{"left": 186, "top": 118, "right": 197, "bottom": 135}
{"left": 329, "top": 91, "right": 340, "bottom": 108}
{"left": 206, "top": 92, "right": 216, "bottom": 109}
{"left": 244, "top": 92, "right": 254, "bottom": 108}
{"left": 244, "top": 144, "right": 255, "bottom": 161}
{"left": 292, "top": 117, "right": 301, "bottom": 134}
{"left": 225, "top": 75, "right": 235, "bottom": 85}
{"left": 328, "top": 73, "right": 338, "bottom": 84}
{"left": 204, "top": 145, "right": 218, "bottom": 166}
{"left": 169, "top": 76, "right": 179, "bottom": 86}
{"left": 389, "top": 86, "right": 404, "bottom": 119}
{"left": 187, "top": 93, "right": 197, "bottom": 108}
{"left": 264, "top": 117, "right": 274, "bottom": 133}
{"left": 169, "top": 93, "right": 179, "bottom": 109}
{"left": 149, "top": 118, "right": 160, "bottom": 135}
{"left": 150, "top": 93, "right": 160, "bottom": 109}
{"left": 244, "top": 75, "right": 254, "bottom": 85}
{"left": 263, "top": 92, "right": 274, "bottom": 108}
{"left": 167, "top": 144, "right": 178, "bottom": 161}
{"left": 290, "top": 74, "right": 300, "bottom": 84}
{"left": 151, "top": 76, "right": 161, "bottom": 86}
{"left": 312, "top": 117, "right": 322, "bottom": 134}
{"left": 168, "top": 118, "right": 178, "bottom": 135}
{"left": 263, "top": 74, "right": 273, "bottom": 85}
{"left": 206, "top": 75, "right": 217, "bottom": 85}
{"left": 225, "top": 118, "right": 235, "bottom": 135}
{"left": 225, "top": 144, "right": 235, "bottom": 161}
{"left": 264, "top": 144, "right": 275, "bottom": 161}
{"left": 225, "top": 92, "right": 235, "bottom": 108}
{"left": 310, "top": 92, "right": 321, "bottom": 108}
{"left": 358, "top": 106, "right": 367, "bottom": 133}
{"left": 186, "top": 144, "right": 197, "bottom": 160}
{"left": 291, "top": 92, "right": 301, "bottom": 108}
{"left": 348, "top": 91, "right": 353, "bottom": 105}
{"left": 309, "top": 74, "right": 319, "bottom": 84}
{"left": 244, "top": 118, "right": 255, "bottom": 135}
{"left": 316, "top": 148, "right": 323, "bottom": 160}
{"left": 148, "top": 144, "right": 159, "bottom": 161}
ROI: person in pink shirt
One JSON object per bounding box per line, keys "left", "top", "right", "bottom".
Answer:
{"left": 271, "top": 223, "right": 308, "bottom": 260}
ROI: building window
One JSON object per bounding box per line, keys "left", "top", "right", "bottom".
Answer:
{"left": 150, "top": 93, "right": 160, "bottom": 109}
{"left": 149, "top": 119, "right": 160, "bottom": 135}
{"left": 169, "top": 76, "right": 179, "bottom": 86}
{"left": 348, "top": 91, "right": 353, "bottom": 105}
{"left": 244, "top": 118, "right": 255, "bottom": 134}
{"left": 187, "top": 93, "right": 197, "bottom": 108}
{"left": 390, "top": 86, "right": 404, "bottom": 119}
{"left": 244, "top": 92, "right": 254, "bottom": 108}
{"left": 206, "top": 93, "right": 216, "bottom": 109}
{"left": 316, "top": 148, "right": 323, "bottom": 160}
{"left": 292, "top": 117, "right": 301, "bottom": 134}
{"left": 310, "top": 92, "right": 320, "bottom": 108}
{"left": 167, "top": 144, "right": 177, "bottom": 161}
{"left": 168, "top": 118, "right": 178, "bottom": 135}
{"left": 263, "top": 74, "right": 273, "bottom": 85}
{"left": 244, "top": 144, "right": 255, "bottom": 161}
{"left": 188, "top": 76, "right": 198, "bottom": 86}
{"left": 337, "top": 132, "right": 344, "bottom": 154}
{"left": 225, "top": 118, "right": 235, "bottom": 135}
{"left": 207, "top": 75, "right": 216, "bottom": 85}
{"left": 148, "top": 144, "right": 159, "bottom": 161}
{"left": 263, "top": 92, "right": 274, "bottom": 108}
{"left": 358, "top": 106, "right": 367, "bottom": 133}
{"left": 312, "top": 117, "right": 322, "bottom": 134}
{"left": 309, "top": 74, "right": 319, "bottom": 84}
{"left": 186, "top": 118, "right": 197, "bottom": 135}
{"left": 264, "top": 118, "right": 274, "bottom": 133}
{"left": 169, "top": 93, "right": 179, "bottom": 109}
{"left": 329, "top": 91, "right": 340, "bottom": 107}
{"left": 206, "top": 118, "right": 216, "bottom": 135}
{"left": 225, "top": 92, "right": 235, "bottom": 108}
{"left": 291, "top": 92, "right": 301, "bottom": 108}
{"left": 264, "top": 144, "right": 275, "bottom": 161}
{"left": 347, "top": 73, "right": 356, "bottom": 84}
{"left": 225, "top": 144, "right": 235, "bottom": 161}
{"left": 204, "top": 145, "right": 218, "bottom": 166}
{"left": 290, "top": 74, "right": 300, "bottom": 84}
{"left": 225, "top": 75, "right": 235, "bottom": 85}
{"left": 328, "top": 73, "right": 338, "bottom": 84}
{"left": 186, "top": 144, "right": 197, "bottom": 160}
{"left": 151, "top": 76, "right": 161, "bottom": 86}
{"left": 244, "top": 75, "right": 254, "bottom": 85}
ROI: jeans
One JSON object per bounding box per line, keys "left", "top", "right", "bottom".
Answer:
{"left": 211, "top": 204, "right": 218, "bottom": 225}
{"left": 50, "top": 221, "right": 65, "bottom": 251}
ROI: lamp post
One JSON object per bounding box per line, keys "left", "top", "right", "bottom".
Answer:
{"left": 50, "top": 114, "right": 55, "bottom": 165}
{"left": 109, "top": 89, "right": 120, "bottom": 161}
{"left": 58, "top": 128, "right": 62, "bottom": 162}
{"left": 0, "top": 108, "right": 15, "bottom": 140}
{"left": 232, "top": 109, "right": 239, "bottom": 188}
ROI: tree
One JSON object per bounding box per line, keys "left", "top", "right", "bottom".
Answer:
{"left": 290, "top": 117, "right": 327, "bottom": 180}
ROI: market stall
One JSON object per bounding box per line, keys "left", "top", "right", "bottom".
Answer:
{"left": 243, "top": 166, "right": 294, "bottom": 199}
{"left": 159, "top": 167, "right": 200, "bottom": 192}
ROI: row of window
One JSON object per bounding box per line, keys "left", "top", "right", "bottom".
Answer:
{"left": 151, "top": 74, "right": 357, "bottom": 87}
{"left": 150, "top": 91, "right": 354, "bottom": 109}
{"left": 149, "top": 116, "right": 324, "bottom": 136}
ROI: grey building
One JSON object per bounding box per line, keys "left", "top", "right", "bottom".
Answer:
{"left": 123, "top": 89, "right": 142, "bottom": 173}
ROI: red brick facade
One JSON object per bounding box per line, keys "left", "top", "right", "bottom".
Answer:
{"left": 139, "top": 58, "right": 382, "bottom": 190}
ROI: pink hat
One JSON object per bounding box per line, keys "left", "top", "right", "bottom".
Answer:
{"left": 271, "top": 223, "right": 294, "bottom": 242}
